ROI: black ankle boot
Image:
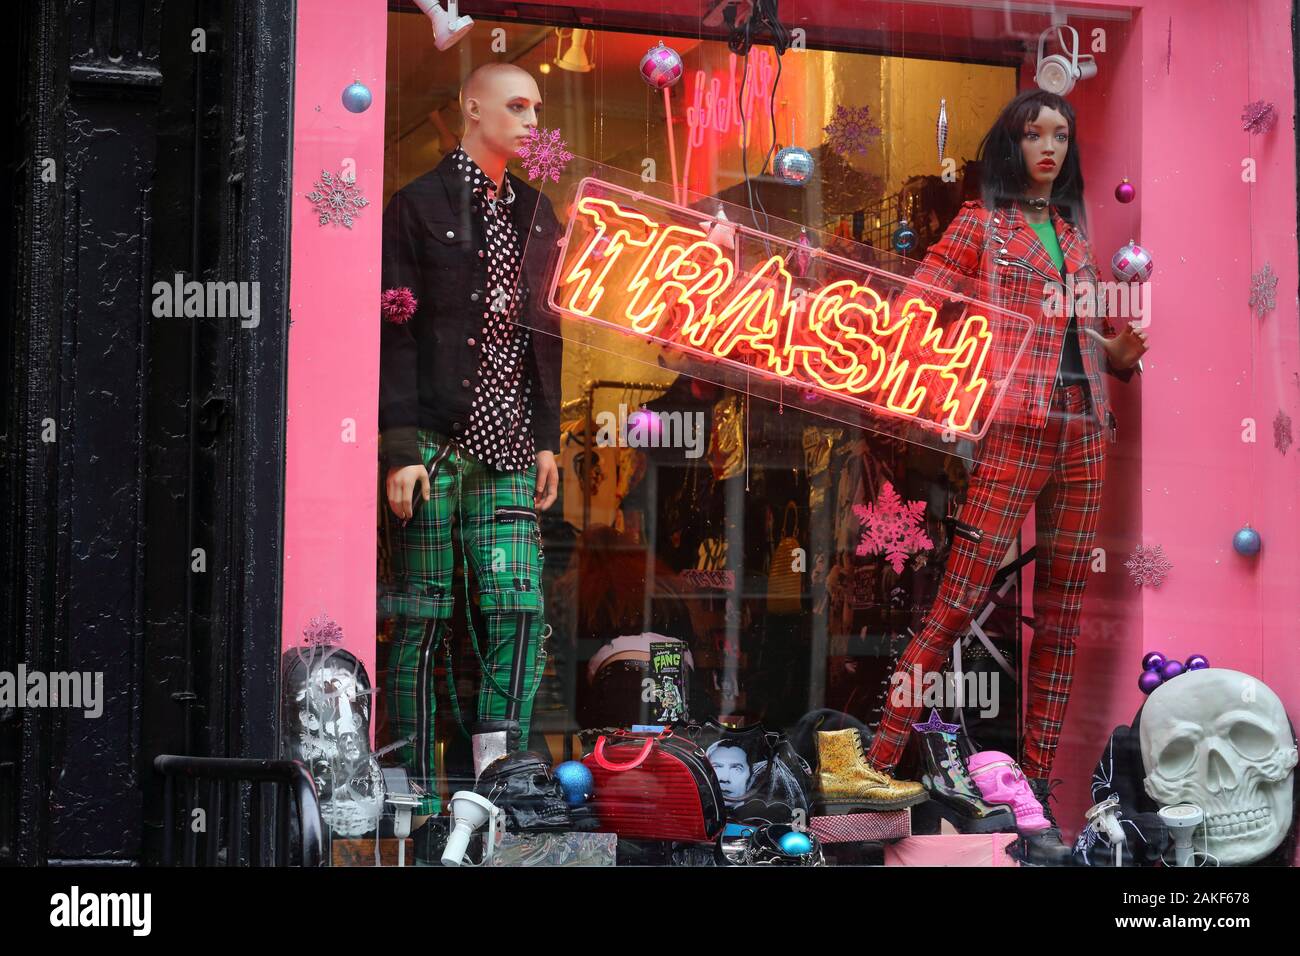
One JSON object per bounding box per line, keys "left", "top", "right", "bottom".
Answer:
{"left": 914, "top": 720, "right": 1016, "bottom": 834}
{"left": 1012, "top": 777, "right": 1074, "bottom": 866}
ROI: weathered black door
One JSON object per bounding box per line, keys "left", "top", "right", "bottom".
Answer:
{"left": 0, "top": 0, "right": 293, "bottom": 866}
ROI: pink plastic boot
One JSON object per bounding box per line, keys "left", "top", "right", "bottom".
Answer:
{"left": 966, "top": 751, "right": 1050, "bottom": 832}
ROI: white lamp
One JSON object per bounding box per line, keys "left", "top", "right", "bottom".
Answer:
{"left": 413, "top": 0, "right": 475, "bottom": 51}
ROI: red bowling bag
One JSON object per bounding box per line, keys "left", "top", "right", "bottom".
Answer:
{"left": 582, "top": 728, "right": 726, "bottom": 843}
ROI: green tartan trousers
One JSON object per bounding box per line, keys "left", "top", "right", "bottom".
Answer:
{"left": 384, "top": 429, "right": 546, "bottom": 815}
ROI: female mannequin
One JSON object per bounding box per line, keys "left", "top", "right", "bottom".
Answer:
{"left": 861, "top": 90, "right": 1149, "bottom": 859}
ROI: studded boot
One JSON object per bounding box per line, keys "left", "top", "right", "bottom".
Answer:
{"left": 816, "top": 728, "right": 928, "bottom": 812}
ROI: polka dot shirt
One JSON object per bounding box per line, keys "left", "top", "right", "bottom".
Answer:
{"left": 453, "top": 146, "right": 536, "bottom": 472}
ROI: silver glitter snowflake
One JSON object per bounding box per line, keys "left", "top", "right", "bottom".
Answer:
{"left": 1124, "top": 544, "right": 1172, "bottom": 589}
{"left": 1275, "top": 409, "right": 1294, "bottom": 455}
{"left": 517, "top": 126, "right": 574, "bottom": 183}
{"left": 305, "top": 169, "right": 369, "bottom": 228}
{"left": 823, "top": 104, "right": 882, "bottom": 157}
{"left": 1250, "top": 263, "right": 1278, "bottom": 318}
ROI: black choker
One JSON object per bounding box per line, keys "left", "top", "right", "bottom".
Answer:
{"left": 1022, "top": 197, "right": 1050, "bottom": 210}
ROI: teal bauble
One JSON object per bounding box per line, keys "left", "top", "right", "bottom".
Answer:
{"left": 779, "top": 831, "right": 814, "bottom": 855}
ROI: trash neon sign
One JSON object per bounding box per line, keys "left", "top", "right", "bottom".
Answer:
{"left": 546, "top": 179, "right": 1030, "bottom": 438}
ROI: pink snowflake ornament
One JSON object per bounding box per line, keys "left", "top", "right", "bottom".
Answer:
{"left": 518, "top": 126, "right": 574, "bottom": 183}
{"left": 823, "top": 104, "right": 881, "bottom": 158}
{"left": 1124, "top": 544, "right": 1172, "bottom": 589}
{"left": 853, "top": 481, "right": 934, "bottom": 574}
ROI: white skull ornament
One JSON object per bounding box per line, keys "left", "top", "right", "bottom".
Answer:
{"left": 1140, "top": 668, "right": 1298, "bottom": 865}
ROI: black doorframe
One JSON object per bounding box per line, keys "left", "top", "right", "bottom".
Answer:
{"left": 0, "top": 0, "right": 294, "bottom": 866}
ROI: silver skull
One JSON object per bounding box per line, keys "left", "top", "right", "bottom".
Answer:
{"left": 1141, "top": 668, "right": 1298, "bottom": 865}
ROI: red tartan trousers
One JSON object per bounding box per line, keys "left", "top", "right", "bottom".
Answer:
{"left": 865, "top": 383, "right": 1106, "bottom": 780}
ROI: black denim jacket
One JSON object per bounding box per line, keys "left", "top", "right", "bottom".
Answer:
{"left": 379, "top": 149, "right": 563, "bottom": 470}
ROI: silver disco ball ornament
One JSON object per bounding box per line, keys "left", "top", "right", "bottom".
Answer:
{"left": 774, "top": 145, "right": 815, "bottom": 186}
{"left": 1111, "top": 239, "right": 1154, "bottom": 282}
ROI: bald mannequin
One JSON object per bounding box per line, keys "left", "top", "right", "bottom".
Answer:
{"left": 386, "top": 63, "right": 557, "bottom": 527}
{"left": 458, "top": 63, "right": 544, "bottom": 192}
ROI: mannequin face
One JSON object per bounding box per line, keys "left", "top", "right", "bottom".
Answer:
{"left": 1020, "top": 105, "right": 1069, "bottom": 191}
{"left": 462, "top": 68, "right": 542, "bottom": 165}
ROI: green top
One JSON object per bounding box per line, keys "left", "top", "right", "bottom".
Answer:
{"left": 1029, "top": 218, "right": 1065, "bottom": 275}
{"left": 1028, "top": 215, "right": 1089, "bottom": 390}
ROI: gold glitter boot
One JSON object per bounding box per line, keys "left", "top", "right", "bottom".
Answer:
{"left": 816, "top": 728, "right": 928, "bottom": 811}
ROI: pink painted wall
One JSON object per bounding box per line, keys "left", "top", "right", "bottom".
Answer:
{"left": 1017, "top": 0, "right": 1300, "bottom": 849}
{"left": 283, "top": 2, "right": 388, "bottom": 706}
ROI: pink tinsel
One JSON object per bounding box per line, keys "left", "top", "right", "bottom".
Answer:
{"left": 381, "top": 286, "right": 418, "bottom": 324}
{"left": 302, "top": 613, "right": 344, "bottom": 647}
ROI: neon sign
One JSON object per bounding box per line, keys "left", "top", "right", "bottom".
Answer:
{"left": 546, "top": 180, "right": 1032, "bottom": 438}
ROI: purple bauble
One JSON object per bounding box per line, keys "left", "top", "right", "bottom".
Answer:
{"left": 1138, "top": 670, "right": 1164, "bottom": 695}
{"left": 1114, "top": 179, "right": 1136, "bottom": 204}
{"left": 1141, "top": 651, "right": 1166, "bottom": 672}
{"left": 1160, "top": 659, "right": 1185, "bottom": 681}
{"left": 1185, "top": 654, "right": 1210, "bottom": 671}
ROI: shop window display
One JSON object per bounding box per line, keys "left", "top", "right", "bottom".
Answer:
{"left": 272, "top": 0, "right": 1300, "bottom": 869}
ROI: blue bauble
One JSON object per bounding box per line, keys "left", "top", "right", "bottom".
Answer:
{"left": 1233, "top": 525, "right": 1262, "bottom": 556}
{"left": 342, "top": 81, "right": 373, "bottom": 113}
{"left": 774, "top": 146, "right": 815, "bottom": 186}
{"left": 892, "top": 220, "right": 918, "bottom": 253}
{"left": 778, "top": 831, "right": 814, "bottom": 855}
{"left": 553, "top": 761, "right": 594, "bottom": 806}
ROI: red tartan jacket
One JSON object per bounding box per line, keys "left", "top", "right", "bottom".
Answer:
{"left": 904, "top": 199, "right": 1134, "bottom": 434}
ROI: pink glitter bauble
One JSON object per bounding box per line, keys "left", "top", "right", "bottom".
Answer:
{"left": 639, "top": 42, "right": 684, "bottom": 90}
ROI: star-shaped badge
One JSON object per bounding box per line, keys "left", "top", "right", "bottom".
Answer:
{"left": 912, "top": 709, "right": 960, "bottom": 735}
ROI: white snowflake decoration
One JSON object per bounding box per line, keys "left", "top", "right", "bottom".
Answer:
{"left": 823, "top": 104, "right": 881, "bottom": 158}
{"left": 517, "top": 126, "right": 574, "bottom": 183}
{"left": 853, "top": 481, "right": 934, "bottom": 574}
{"left": 1250, "top": 263, "right": 1278, "bottom": 318}
{"left": 1124, "top": 544, "right": 1172, "bottom": 589}
{"left": 305, "top": 169, "right": 369, "bottom": 229}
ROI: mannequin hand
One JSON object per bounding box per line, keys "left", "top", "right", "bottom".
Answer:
{"left": 1091, "top": 322, "right": 1149, "bottom": 370}
{"left": 386, "top": 464, "right": 429, "bottom": 522}
{"left": 534, "top": 450, "right": 558, "bottom": 511}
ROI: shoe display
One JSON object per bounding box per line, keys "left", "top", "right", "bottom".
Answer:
{"left": 815, "top": 728, "right": 928, "bottom": 812}
{"left": 1005, "top": 776, "right": 1074, "bottom": 866}
{"left": 915, "top": 725, "right": 1016, "bottom": 834}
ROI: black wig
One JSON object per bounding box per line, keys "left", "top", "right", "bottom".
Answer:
{"left": 977, "top": 89, "right": 1085, "bottom": 226}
